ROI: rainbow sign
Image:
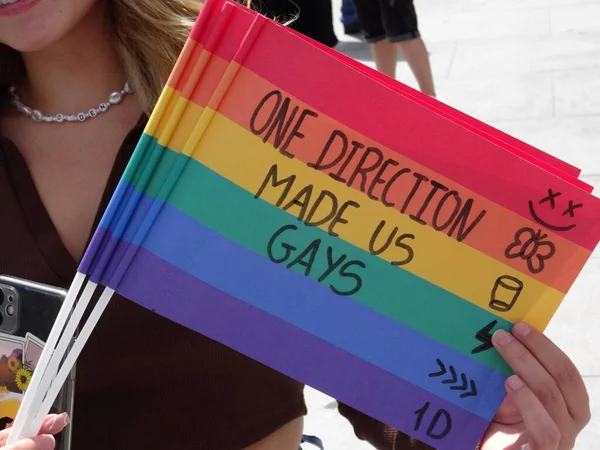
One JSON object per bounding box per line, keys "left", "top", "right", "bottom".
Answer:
{"left": 73, "top": 1, "right": 600, "bottom": 448}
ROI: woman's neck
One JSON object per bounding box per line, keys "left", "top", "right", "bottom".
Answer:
{"left": 19, "top": 1, "right": 127, "bottom": 115}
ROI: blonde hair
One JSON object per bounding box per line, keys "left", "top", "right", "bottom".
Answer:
{"left": 110, "top": 0, "right": 205, "bottom": 112}
{"left": 0, "top": 0, "right": 213, "bottom": 113}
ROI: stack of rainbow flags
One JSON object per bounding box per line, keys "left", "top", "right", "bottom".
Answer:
{"left": 9, "top": 1, "right": 600, "bottom": 448}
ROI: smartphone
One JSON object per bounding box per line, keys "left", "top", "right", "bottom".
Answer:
{"left": 0, "top": 275, "right": 75, "bottom": 450}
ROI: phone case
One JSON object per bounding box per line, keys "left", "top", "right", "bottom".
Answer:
{"left": 0, "top": 275, "right": 74, "bottom": 450}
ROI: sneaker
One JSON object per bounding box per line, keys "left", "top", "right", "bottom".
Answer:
{"left": 300, "top": 434, "right": 324, "bottom": 449}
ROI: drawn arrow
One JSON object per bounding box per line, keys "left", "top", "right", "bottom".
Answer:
{"left": 471, "top": 320, "right": 498, "bottom": 354}
{"left": 461, "top": 380, "right": 478, "bottom": 398}
{"left": 449, "top": 374, "right": 478, "bottom": 397}
{"left": 428, "top": 359, "right": 447, "bottom": 377}
{"left": 428, "top": 359, "right": 478, "bottom": 398}
{"left": 450, "top": 373, "right": 468, "bottom": 390}
{"left": 441, "top": 366, "right": 457, "bottom": 384}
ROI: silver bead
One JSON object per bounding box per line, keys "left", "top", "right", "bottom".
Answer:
{"left": 123, "top": 81, "right": 132, "bottom": 94}
{"left": 55, "top": 114, "right": 64, "bottom": 123}
{"left": 22, "top": 106, "right": 32, "bottom": 116}
{"left": 31, "top": 110, "right": 43, "bottom": 123}
{"left": 108, "top": 91, "right": 122, "bottom": 104}
{"left": 66, "top": 115, "right": 76, "bottom": 122}
{"left": 43, "top": 116, "right": 52, "bottom": 122}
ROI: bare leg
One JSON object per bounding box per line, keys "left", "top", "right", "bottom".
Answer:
{"left": 396, "top": 37, "right": 436, "bottom": 97}
{"left": 244, "top": 417, "right": 304, "bottom": 450}
{"left": 370, "top": 39, "right": 398, "bottom": 79}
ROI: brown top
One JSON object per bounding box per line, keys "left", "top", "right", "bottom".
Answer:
{"left": 0, "top": 123, "right": 431, "bottom": 450}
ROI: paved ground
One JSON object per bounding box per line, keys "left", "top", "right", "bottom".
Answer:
{"left": 302, "top": 0, "right": 600, "bottom": 448}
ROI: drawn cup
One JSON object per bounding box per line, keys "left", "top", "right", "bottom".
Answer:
{"left": 489, "top": 276, "right": 523, "bottom": 313}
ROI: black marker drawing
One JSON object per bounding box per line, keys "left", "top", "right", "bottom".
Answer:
{"left": 489, "top": 275, "right": 524, "bottom": 312}
{"left": 472, "top": 320, "right": 498, "bottom": 354}
{"left": 428, "top": 359, "right": 478, "bottom": 398}
{"left": 505, "top": 227, "right": 556, "bottom": 274}
{"left": 528, "top": 188, "right": 583, "bottom": 232}
{"left": 414, "top": 401, "right": 453, "bottom": 440}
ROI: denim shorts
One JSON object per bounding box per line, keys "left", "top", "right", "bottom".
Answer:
{"left": 352, "top": 0, "right": 421, "bottom": 43}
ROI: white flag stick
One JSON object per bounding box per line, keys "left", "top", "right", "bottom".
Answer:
{"left": 6, "top": 272, "right": 86, "bottom": 445}
{"left": 18, "top": 281, "right": 98, "bottom": 439}
{"left": 29, "top": 287, "right": 115, "bottom": 437}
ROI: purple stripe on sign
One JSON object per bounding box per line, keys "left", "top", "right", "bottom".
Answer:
{"left": 116, "top": 246, "right": 489, "bottom": 449}
{"left": 78, "top": 180, "right": 130, "bottom": 274}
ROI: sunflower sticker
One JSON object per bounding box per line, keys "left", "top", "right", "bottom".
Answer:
{"left": 14, "top": 368, "right": 32, "bottom": 392}
{"left": 7, "top": 356, "right": 21, "bottom": 374}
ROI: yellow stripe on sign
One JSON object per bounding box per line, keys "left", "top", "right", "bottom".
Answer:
{"left": 145, "top": 85, "right": 176, "bottom": 138}
{"left": 151, "top": 86, "right": 206, "bottom": 152}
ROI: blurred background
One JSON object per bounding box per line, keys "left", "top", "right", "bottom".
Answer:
{"left": 300, "top": 0, "right": 600, "bottom": 448}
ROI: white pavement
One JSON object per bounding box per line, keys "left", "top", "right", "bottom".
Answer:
{"left": 302, "top": 0, "right": 600, "bottom": 448}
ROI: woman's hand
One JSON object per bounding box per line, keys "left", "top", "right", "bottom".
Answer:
{"left": 0, "top": 413, "right": 70, "bottom": 450}
{"left": 481, "top": 322, "right": 590, "bottom": 450}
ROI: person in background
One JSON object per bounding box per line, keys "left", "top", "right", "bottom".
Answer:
{"left": 352, "top": 0, "right": 436, "bottom": 96}
{"left": 256, "top": 0, "right": 338, "bottom": 47}
{"left": 340, "top": 0, "right": 361, "bottom": 35}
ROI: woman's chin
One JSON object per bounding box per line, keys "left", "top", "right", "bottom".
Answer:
{"left": 1, "top": 27, "right": 65, "bottom": 53}
{"left": 0, "top": 0, "right": 99, "bottom": 53}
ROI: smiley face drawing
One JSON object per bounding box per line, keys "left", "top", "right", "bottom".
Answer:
{"left": 528, "top": 188, "right": 583, "bottom": 232}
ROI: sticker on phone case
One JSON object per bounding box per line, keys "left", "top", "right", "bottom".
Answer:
{"left": 23, "top": 333, "right": 45, "bottom": 372}
{"left": 0, "top": 333, "right": 27, "bottom": 395}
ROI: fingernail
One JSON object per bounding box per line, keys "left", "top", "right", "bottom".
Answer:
{"left": 33, "top": 434, "right": 56, "bottom": 450}
{"left": 43, "top": 413, "right": 69, "bottom": 434}
{"left": 521, "top": 443, "right": 531, "bottom": 450}
{"left": 507, "top": 375, "right": 524, "bottom": 392}
{"left": 60, "top": 412, "right": 70, "bottom": 428}
{"left": 493, "top": 329, "right": 513, "bottom": 346}
{"left": 42, "top": 414, "right": 57, "bottom": 428}
{"left": 513, "top": 322, "right": 531, "bottom": 337}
